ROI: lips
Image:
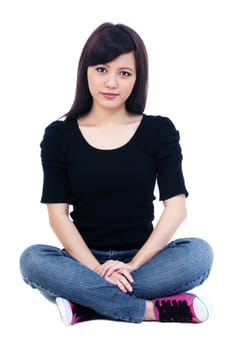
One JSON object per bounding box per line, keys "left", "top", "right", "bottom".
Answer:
{"left": 101, "top": 92, "right": 119, "bottom": 99}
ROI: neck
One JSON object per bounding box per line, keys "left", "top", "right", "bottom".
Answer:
{"left": 87, "top": 105, "right": 131, "bottom": 125}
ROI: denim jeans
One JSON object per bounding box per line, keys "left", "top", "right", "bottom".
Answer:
{"left": 19, "top": 237, "right": 213, "bottom": 323}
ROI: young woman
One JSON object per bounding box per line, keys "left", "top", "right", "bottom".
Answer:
{"left": 19, "top": 22, "right": 213, "bottom": 326}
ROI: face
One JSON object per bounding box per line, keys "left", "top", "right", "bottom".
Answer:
{"left": 87, "top": 52, "right": 136, "bottom": 112}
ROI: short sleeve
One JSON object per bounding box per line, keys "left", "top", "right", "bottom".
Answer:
{"left": 40, "top": 121, "right": 71, "bottom": 203}
{"left": 155, "top": 117, "right": 188, "bottom": 201}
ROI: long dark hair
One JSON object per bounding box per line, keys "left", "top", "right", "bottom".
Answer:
{"left": 65, "top": 22, "right": 148, "bottom": 120}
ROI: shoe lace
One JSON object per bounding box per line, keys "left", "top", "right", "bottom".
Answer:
{"left": 155, "top": 299, "right": 193, "bottom": 322}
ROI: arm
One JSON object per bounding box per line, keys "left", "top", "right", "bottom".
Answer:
{"left": 129, "top": 193, "right": 187, "bottom": 270}
{"left": 47, "top": 203, "right": 133, "bottom": 293}
{"left": 47, "top": 203, "right": 101, "bottom": 271}
{"left": 100, "top": 194, "right": 187, "bottom": 278}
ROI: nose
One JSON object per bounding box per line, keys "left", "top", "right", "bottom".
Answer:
{"left": 105, "top": 74, "right": 118, "bottom": 89}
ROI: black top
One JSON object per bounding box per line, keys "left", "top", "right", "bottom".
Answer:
{"left": 40, "top": 114, "right": 188, "bottom": 250}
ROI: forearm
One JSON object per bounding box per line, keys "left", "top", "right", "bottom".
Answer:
{"left": 129, "top": 195, "right": 187, "bottom": 270}
{"left": 49, "top": 210, "right": 100, "bottom": 271}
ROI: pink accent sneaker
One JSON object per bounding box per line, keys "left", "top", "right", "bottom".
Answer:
{"left": 152, "top": 293, "right": 211, "bottom": 323}
{"left": 56, "top": 297, "right": 96, "bottom": 326}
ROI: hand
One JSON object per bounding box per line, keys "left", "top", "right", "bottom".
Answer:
{"left": 96, "top": 260, "right": 134, "bottom": 278}
{"left": 105, "top": 271, "right": 133, "bottom": 293}
{"left": 95, "top": 260, "right": 135, "bottom": 293}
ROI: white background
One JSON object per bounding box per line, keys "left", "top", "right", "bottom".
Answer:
{"left": 0, "top": 0, "right": 232, "bottom": 348}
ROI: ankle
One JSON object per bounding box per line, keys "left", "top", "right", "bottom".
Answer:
{"left": 144, "top": 300, "right": 156, "bottom": 321}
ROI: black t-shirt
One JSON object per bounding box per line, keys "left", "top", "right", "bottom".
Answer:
{"left": 40, "top": 114, "right": 188, "bottom": 250}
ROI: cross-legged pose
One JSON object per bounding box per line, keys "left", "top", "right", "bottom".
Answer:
{"left": 19, "top": 22, "right": 213, "bottom": 326}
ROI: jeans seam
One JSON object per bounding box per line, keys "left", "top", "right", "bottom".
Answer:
{"left": 164, "top": 268, "right": 211, "bottom": 296}
{"left": 22, "top": 275, "right": 58, "bottom": 299}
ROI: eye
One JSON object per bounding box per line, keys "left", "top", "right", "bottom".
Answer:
{"left": 120, "top": 71, "right": 132, "bottom": 77}
{"left": 96, "top": 66, "right": 107, "bottom": 73}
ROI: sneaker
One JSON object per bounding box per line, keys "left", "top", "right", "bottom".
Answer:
{"left": 152, "top": 293, "right": 211, "bottom": 323}
{"left": 56, "top": 297, "right": 96, "bottom": 326}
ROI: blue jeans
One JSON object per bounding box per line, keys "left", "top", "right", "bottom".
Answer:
{"left": 19, "top": 237, "right": 213, "bottom": 323}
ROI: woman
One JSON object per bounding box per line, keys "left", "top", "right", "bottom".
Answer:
{"left": 19, "top": 22, "right": 213, "bottom": 326}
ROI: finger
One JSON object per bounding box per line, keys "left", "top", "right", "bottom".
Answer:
{"left": 105, "top": 276, "right": 128, "bottom": 293}
{"left": 96, "top": 260, "right": 116, "bottom": 277}
{"left": 105, "top": 272, "right": 133, "bottom": 293}
{"left": 111, "top": 273, "right": 133, "bottom": 292}
{"left": 104, "top": 262, "right": 126, "bottom": 277}
{"left": 98, "top": 266, "right": 109, "bottom": 277}
{"left": 101, "top": 263, "right": 122, "bottom": 277}
{"left": 105, "top": 265, "right": 134, "bottom": 282}
{"left": 118, "top": 269, "right": 134, "bottom": 283}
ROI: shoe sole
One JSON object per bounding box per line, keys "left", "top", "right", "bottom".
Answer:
{"left": 192, "top": 293, "right": 212, "bottom": 322}
{"left": 56, "top": 297, "right": 72, "bottom": 326}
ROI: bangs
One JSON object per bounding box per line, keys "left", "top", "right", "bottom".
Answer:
{"left": 86, "top": 26, "right": 136, "bottom": 66}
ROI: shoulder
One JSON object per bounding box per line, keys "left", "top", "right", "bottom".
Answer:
{"left": 43, "top": 119, "right": 66, "bottom": 137}
{"left": 143, "top": 114, "right": 180, "bottom": 143}
{"left": 40, "top": 118, "right": 74, "bottom": 153}
{"left": 40, "top": 120, "right": 64, "bottom": 150}
{"left": 41, "top": 118, "right": 74, "bottom": 143}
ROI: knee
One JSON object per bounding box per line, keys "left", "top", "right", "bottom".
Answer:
{"left": 190, "top": 237, "right": 214, "bottom": 271}
{"left": 172, "top": 237, "right": 214, "bottom": 273}
{"left": 19, "top": 244, "right": 45, "bottom": 279}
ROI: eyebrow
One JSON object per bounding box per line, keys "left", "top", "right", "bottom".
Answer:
{"left": 118, "top": 67, "right": 134, "bottom": 72}
{"left": 103, "top": 63, "right": 135, "bottom": 72}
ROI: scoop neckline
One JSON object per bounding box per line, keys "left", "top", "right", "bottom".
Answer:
{"left": 74, "top": 114, "right": 145, "bottom": 152}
